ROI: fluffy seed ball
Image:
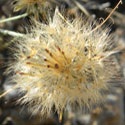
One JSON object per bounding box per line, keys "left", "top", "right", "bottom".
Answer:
{"left": 8, "top": 10, "right": 118, "bottom": 116}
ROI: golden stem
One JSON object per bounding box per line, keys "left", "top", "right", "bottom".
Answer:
{"left": 90, "top": 0, "right": 122, "bottom": 33}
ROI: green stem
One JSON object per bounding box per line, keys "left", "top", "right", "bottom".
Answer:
{"left": 0, "top": 29, "right": 26, "bottom": 49}
{"left": 0, "top": 29, "right": 25, "bottom": 37}
{"left": 0, "top": 13, "right": 28, "bottom": 24}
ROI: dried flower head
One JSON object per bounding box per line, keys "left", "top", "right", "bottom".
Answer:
{"left": 7, "top": 9, "right": 119, "bottom": 119}
{"left": 13, "top": 0, "right": 57, "bottom": 19}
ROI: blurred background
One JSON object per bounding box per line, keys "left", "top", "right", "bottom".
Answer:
{"left": 0, "top": 0, "right": 125, "bottom": 125}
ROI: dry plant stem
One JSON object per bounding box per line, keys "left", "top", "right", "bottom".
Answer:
{"left": 0, "top": 29, "right": 25, "bottom": 37}
{"left": 73, "top": 0, "right": 90, "bottom": 16}
{"left": 0, "top": 13, "right": 28, "bottom": 24}
{"left": 105, "top": 8, "right": 125, "bottom": 19}
{"left": 90, "top": 0, "right": 122, "bottom": 34}
{"left": 0, "top": 85, "right": 17, "bottom": 99}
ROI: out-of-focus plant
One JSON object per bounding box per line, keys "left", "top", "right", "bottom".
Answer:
{"left": 13, "top": 0, "right": 58, "bottom": 20}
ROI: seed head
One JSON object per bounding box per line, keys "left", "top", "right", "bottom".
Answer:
{"left": 8, "top": 10, "right": 118, "bottom": 118}
{"left": 13, "top": 0, "right": 56, "bottom": 19}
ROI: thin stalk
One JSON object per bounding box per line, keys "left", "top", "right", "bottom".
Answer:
{"left": 90, "top": 0, "right": 122, "bottom": 34}
{"left": 0, "top": 29, "right": 25, "bottom": 37}
{"left": 0, "top": 29, "right": 26, "bottom": 48}
{"left": 0, "top": 13, "right": 28, "bottom": 24}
